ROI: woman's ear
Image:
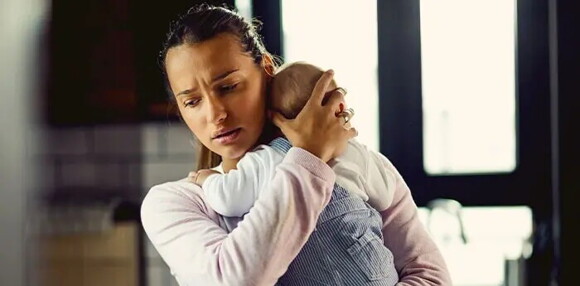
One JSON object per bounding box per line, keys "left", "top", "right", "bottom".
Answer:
{"left": 262, "top": 54, "right": 275, "bottom": 77}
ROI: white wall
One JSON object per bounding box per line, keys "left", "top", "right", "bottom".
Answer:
{"left": 0, "top": 0, "right": 48, "bottom": 284}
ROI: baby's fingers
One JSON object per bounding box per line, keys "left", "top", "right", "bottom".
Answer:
{"left": 187, "top": 171, "right": 198, "bottom": 183}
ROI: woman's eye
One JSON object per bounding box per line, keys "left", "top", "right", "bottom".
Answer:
{"left": 184, "top": 98, "right": 201, "bottom": 107}
{"left": 219, "top": 83, "right": 239, "bottom": 93}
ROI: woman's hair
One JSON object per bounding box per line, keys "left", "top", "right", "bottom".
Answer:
{"left": 158, "top": 4, "right": 277, "bottom": 170}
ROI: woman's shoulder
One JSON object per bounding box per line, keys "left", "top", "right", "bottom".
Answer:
{"left": 146, "top": 178, "right": 201, "bottom": 198}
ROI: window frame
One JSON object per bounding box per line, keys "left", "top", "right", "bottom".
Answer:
{"left": 377, "top": 0, "right": 552, "bottom": 211}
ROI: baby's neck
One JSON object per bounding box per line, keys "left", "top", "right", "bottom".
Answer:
{"left": 257, "top": 122, "right": 283, "bottom": 145}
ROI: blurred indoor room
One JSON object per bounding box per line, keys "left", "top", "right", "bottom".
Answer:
{"left": 1, "top": 0, "right": 578, "bottom": 285}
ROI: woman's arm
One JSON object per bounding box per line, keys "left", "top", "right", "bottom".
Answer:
{"left": 369, "top": 152, "right": 452, "bottom": 286}
{"left": 142, "top": 69, "right": 354, "bottom": 285}
{"left": 141, "top": 147, "right": 335, "bottom": 286}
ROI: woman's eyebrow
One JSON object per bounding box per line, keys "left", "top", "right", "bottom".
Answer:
{"left": 212, "top": 69, "right": 239, "bottom": 82}
{"left": 176, "top": 69, "right": 239, "bottom": 96}
{"left": 176, "top": 89, "right": 194, "bottom": 97}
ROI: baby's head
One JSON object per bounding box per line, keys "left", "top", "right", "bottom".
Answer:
{"left": 270, "top": 62, "right": 337, "bottom": 119}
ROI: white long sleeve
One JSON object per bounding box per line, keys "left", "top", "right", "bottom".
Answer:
{"left": 202, "top": 145, "right": 285, "bottom": 217}
{"left": 141, "top": 148, "right": 336, "bottom": 286}
{"left": 204, "top": 139, "right": 397, "bottom": 217}
{"left": 333, "top": 139, "right": 397, "bottom": 211}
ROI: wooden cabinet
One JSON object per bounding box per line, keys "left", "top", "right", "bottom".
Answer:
{"left": 39, "top": 222, "right": 139, "bottom": 286}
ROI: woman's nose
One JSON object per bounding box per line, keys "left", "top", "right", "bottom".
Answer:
{"left": 206, "top": 97, "right": 228, "bottom": 124}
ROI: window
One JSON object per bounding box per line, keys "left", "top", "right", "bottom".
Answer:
{"left": 281, "top": 0, "right": 379, "bottom": 151}
{"left": 420, "top": 0, "right": 517, "bottom": 175}
{"left": 235, "top": 0, "right": 252, "bottom": 20}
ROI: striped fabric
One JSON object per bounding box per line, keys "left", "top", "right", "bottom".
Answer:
{"left": 271, "top": 137, "right": 399, "bottom": 286}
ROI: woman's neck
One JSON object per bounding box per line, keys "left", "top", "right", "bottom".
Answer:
{"left": 221, "top": 158, "right": 239, "bottom": 173}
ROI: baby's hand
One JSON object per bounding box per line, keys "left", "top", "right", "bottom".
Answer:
{"left": 188, "top": 169, "right": 220, "bottom": 186}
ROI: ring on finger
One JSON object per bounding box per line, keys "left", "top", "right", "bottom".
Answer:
{"left": 337, "top": 108, "right": 355, "bottom": 125}
{"left": 337, "top": 108, "right": 355, "bottom": 118}
{"left": 342, "top": 114, "right": 351, "bottom": 124}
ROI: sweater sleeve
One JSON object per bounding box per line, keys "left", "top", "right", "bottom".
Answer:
{"left": 369, "top": 152, "right": 453, "bottom": 286}
{"left": 202, "top": 147, "right": 277, "bottom": 217}
{"left": 141, "top": 147, "right": 335, "bottom": 286}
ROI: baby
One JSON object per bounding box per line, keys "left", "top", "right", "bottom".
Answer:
{"left": 192, "top": 62, "right": 399, "bottom": 285}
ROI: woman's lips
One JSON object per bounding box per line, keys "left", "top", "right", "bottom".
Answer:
{"left": 212, "top": 128, "right": 242, "bottom": 145}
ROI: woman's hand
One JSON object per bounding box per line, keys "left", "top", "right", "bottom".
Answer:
{"left": 270, "top": 70, "right": 358, "bottom": 162}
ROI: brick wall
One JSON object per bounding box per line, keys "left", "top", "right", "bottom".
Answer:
{"left": 34, "top": 122, "right": 196, "bottom": 286}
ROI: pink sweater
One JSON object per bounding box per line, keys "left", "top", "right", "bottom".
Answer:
{"left": 141, "top": 147, "right": 452, "bottom": 286}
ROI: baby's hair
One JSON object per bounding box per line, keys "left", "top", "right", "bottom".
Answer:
{"left": 270, "top": 62, "right": 329, "bottom": 119}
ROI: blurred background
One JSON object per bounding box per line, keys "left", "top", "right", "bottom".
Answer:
{"left": 1, "top": 0, "right": 578, "bottom": 285}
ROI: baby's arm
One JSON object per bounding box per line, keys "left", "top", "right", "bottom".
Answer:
{"left": 201, "top": 146, "right": 279, "bottom": 217}
{"left": 141, "top": 147, "right": 336, "bottom": 286}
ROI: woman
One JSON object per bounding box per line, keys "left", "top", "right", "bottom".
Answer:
{"left": 141, "top": 4, "right": 451, "bottom": 286}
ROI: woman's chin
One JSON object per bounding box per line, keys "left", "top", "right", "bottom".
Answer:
{"left": 219, "top": 146, "right": 249, "bottom": 162}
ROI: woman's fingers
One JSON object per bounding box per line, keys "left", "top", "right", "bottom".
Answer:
{"left": 271, "top": 68, "right": 357, "bottom": 162}
{"left": 304, "top": 70, "right": 335, "bottom": 109}
{"left": 325, "top": 118, "right": 358, "bottom": 159}
{"left": 324, "top": 88, "right": 347, "bottom": 115}
{"left": 333, "top": 87, "right": 347, "bottom": 97}
{"left": 346, "top": 126, "right": 358, "bottom": 139}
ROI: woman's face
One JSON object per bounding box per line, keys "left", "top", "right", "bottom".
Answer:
{"left": 165, "top": 33, "right": 269, "bottom": 163}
